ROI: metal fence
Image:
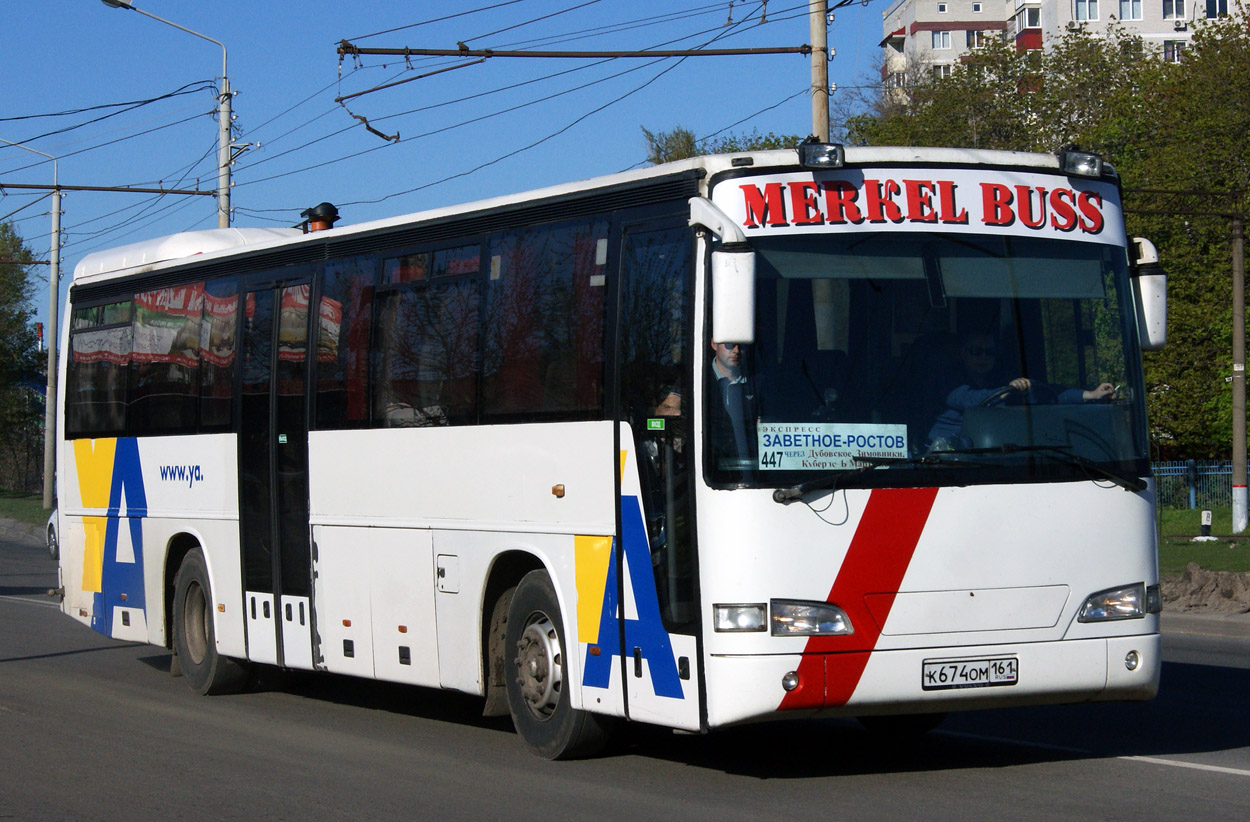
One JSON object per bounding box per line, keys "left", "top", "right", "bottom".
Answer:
{"left": 1152, "top": 460, "right": 1235, "bottom": 510}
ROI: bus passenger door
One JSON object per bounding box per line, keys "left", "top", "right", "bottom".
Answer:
{"left": 238, "top": 274, "right": 315, "bottom": 671}
{"left": 614, "top": 220, "right": 701, "bottom": 731}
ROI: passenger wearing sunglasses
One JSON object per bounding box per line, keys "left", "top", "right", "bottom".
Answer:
{"left": 926, "top": 331, "right": 1114, "bottom": 450}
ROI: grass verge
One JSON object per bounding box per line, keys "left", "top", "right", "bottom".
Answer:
{"left": 0, "top": 490, "right": 48, "bottom": 528}
{"left": 1159, "top": 506, "right": 1250, "bottom": 576}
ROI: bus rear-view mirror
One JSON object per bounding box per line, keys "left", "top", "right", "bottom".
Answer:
{"left": 1131, "top": 237, "right": 1166, "bottom": 351}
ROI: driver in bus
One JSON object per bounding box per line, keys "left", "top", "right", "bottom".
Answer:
{"left": 707, "top": 340, "right": 759, "bottom": 464}
{"left": 926, "top": 331, "right": 1115, "bottom": 450}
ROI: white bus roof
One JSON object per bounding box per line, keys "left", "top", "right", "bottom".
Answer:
{"left": 72, "top": 146, "right": 1067, "bottom": 286}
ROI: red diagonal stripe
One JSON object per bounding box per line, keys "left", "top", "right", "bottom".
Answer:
{"left": 779, "top": 487, "right": 939, "bottom": 710}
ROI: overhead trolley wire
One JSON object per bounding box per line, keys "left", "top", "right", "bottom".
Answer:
{"left": 345, "top": 0, "right": 536, "bottom": 42}
{"left": 459, "top": 0, "right": 608, "bottom": 45}
{"left": 236, "top": 1, "right": 798, "bottom": 213}
{"left": 0, "top": 191, "right": 53, "bottom": 225}
{"left": 336, "top": 4, "right": 765, "bottom": 209}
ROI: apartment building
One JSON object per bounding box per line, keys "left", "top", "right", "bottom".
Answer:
{"left": 880, "top": 0, "right": 1233, "bottom": 87}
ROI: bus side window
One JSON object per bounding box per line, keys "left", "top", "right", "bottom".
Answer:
{"left": 199, "top": 278, "right": 239, "bottom": 432}
{"left": 128, "top": 283, "right": 204, "bottom": 436}
{"left": 65, "top": 300, "right": 132, "bottom": 438}
{"left": 481, "top": 218, "right": 608, "bottom": 420}
{"left": 315, "top": 257, "right": 376, "bottom": 430}
{"left": 372, "top": 280, "right": 480, "bottom": 427}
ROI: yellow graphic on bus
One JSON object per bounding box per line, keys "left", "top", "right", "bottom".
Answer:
{"left": 74, "top": 438, "right": 117, "bottom": 594}
{"left": 575, "top": 534, "right": 613, "bottom": 644}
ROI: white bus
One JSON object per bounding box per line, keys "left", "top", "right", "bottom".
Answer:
{"left": 56, "top": 144, "right": 1167, "bottom": 758}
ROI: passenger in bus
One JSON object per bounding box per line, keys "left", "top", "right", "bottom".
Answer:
{"left": 707, "top": 340, "right": 758, "bottom": 463}
{"left": 651, "top": 384, "right": 685, "bottom": 453}
{"left": 926, "top": 331, "right": 1115, "bottom": 450}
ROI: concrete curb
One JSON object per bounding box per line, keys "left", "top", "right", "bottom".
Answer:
{"left": 0, "top": 516, "right": 46, "bottom": 548}
{"left": 1161, "top": 610, "right": 1250, "bottom": 636}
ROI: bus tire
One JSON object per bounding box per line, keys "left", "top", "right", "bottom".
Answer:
{"left": 172, "top": 549, "right": 249, "bottom": 696}
{"left": 504, "top": 569, "right": 612, "bottom": 759}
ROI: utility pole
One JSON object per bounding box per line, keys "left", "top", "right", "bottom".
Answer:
{"left": 1126, "top": 189, "right": 1248, "bottom": 531}
{"left": 101, "top": 0, "right": 233, "bottom": 227}
{"left": 0, "top": 177, "right": 213, "bottom": 508}
{"left": 217, "top": 74, "right": 232, "bottom": 228}
{"left": 46, "top": 187, "right": 60, "bottom": 509}
{"left": 809, "top": 0, "right": 830, "bottom": 141}
{"left": 1234, "top": 217, "right": 1246, "bottom": 530}
{"left": 1, "top": 138, "right": 60, "bottom": 509}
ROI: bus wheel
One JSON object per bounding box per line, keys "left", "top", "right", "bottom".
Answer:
{"left": 504, "top": 570, "right": 612, "bottom": 759}
{"left": 173, "top": 549, "right": 249, "bottom": 696}
{"left": 857, "top": 712, "right": 946, "bottom": 737}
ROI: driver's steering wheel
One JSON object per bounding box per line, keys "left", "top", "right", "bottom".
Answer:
{"left": 977, "top": 385, "right": 1019, "bottom": 407}
{"left": 976, "top": 381, "right": 1059, "bottom": 407}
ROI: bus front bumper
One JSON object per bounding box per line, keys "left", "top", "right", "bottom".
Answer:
{"left": 704, "top": 633, "right": 1160, "bottom": 728}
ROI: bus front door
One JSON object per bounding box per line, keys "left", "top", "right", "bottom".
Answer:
{"left": 238, "top": 276, "right": 315, "bottom": 670}
{"left": 614, "top": 220, "right": 701, "bottom": 731}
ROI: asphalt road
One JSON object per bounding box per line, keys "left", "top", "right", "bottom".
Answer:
{"left": 2, "top": 529, "right": 1248, "bottom": 821}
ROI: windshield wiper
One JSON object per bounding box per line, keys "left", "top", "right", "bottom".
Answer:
{"left": 771, "top": 453, "right": 980, "bottom": 503}
{"left": 947, "top": 444, "right": 1147, "bottom": 492}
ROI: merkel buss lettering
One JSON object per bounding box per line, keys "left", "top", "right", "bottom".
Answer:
{"left": 56, "top": 145, "right": 1166, "bottom": 759}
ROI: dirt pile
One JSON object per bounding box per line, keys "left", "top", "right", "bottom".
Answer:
{"left": 1161, "top": 562, "right": 1250, "bottom": 614}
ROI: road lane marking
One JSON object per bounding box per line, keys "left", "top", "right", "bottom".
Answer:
{"left": 942, "top": 732, "right": 1250, "bottom": 778}
{"left": 1121, "top": 755, "right": 1250, "bottom": 778}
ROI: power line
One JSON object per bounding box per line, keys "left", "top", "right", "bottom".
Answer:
{"left": 239, "top": 1, "right": 781, "bottom": 204}
{"left": 335, "top": 6, "right": 769, "bottom": 209}
{"left": 460, "top": 0, "right": 608, "bottom": 45}
{"left": 1, "top": 81, "right": 216, "bottom": 147}
{"left": 339, "top": 56, "right": 692, "bottom": 209}
{"left": 2, "top": 110, "right": 211, "bottom": 179}
{"left": 0, "top": 191, "right": 52, "bottom": 225}
{"left": 345, "top": 0, "right": 536, "bottom": 42}
{"left": 0, "top": 82, "right": 216, "bottom": 123}
{"left": 237, "top": 50, "right": 680, "bottom": 185}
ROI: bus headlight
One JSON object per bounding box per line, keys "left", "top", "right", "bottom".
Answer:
{"left": 770, "top": 600, "right": 853, "bottom": 636}
{"left": 714, "top": 603, "right": 767, "bottom": 632}
{"left": 1077, "top": 583, "right": 1146, "bottom": 622}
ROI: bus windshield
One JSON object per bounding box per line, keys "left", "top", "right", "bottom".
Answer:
{"left": 704, "top": 232, "right": 1149, "bottom": 489}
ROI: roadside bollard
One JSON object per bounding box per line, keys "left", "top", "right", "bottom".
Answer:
{"left": 1201, "top": 510, "right": 1212, "bottom": 538}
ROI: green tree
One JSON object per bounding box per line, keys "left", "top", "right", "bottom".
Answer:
{"left": 642, "top": 126, "right": 805, "bottom": 164}
{"left": 840, "top": 16, "right": 1250, "bottom": 458}
{"left": 0, "top": 222, "right": 46, "bottom": 491}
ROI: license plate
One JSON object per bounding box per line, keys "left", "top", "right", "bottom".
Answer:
{"left": 922, "top": 656, "right": 1018, "bottom": 691}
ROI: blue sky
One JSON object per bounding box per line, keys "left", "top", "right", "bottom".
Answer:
{"left": 2, "top": 1, "right": 886, "bottom": 330}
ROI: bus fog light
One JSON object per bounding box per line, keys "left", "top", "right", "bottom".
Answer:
{"left": 770, "top": 600, "right": 853, "bottom": 636}
{"left": 781, "top": 671, "right": 800, "bottom": 691}
{"left": 1125, "top": 651, "right": 1141, "bottom": 671}
{"left": 1078, "top": 583, "right": 1146, "bottom": 622}
{"left": 714, "top": 603, "right": 767, "bottom": 632}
